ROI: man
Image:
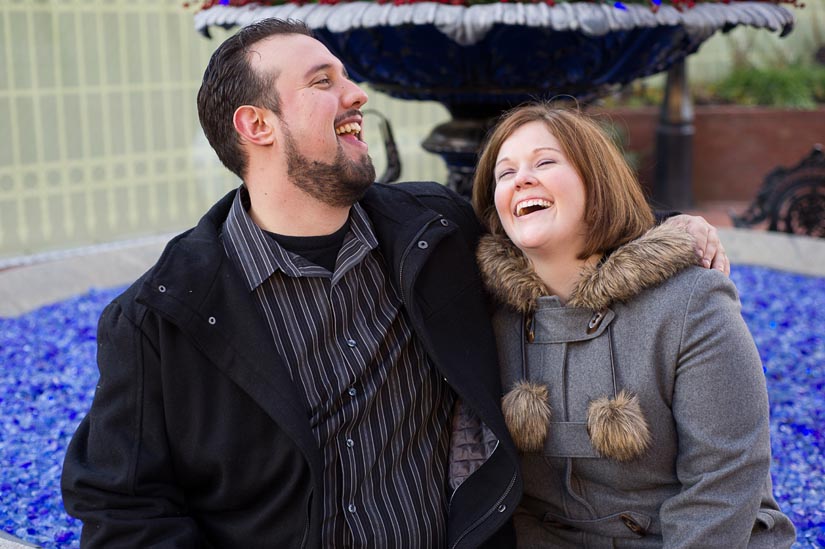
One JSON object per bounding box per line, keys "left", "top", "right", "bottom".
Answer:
{"left": 61, "top": 19, "right": 728, "bottom": 548}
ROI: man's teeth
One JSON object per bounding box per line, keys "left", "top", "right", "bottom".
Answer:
{"left": 335, "top": 122, "right": 362, "bottom": 136}
{"left": 515, "top": 199, "right": 552, "bottom": 217}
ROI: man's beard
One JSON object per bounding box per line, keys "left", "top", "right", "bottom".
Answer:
{"left": 283, "top": 125, "right": 376, "bottom": 208}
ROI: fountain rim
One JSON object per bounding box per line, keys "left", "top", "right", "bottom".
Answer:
{"left": 194, "top": 1, "right": 795, "bottom": 45}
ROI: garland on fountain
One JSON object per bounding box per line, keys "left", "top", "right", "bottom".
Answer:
{"left": 194, "top": 0, "right": 803, "bottom": 10}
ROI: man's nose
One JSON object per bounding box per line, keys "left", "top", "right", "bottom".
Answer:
{"left": 343, "top": 79, "right": 368, "bottom": 109}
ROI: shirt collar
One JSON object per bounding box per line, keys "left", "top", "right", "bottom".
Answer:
{"left": 223, "top": 185, "right": 378, "bottom": 291}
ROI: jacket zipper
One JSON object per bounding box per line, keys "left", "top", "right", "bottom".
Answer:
{"left": 447, "top": 440, "right": 500, "bottom": 509}
{"left": 397, "top": 214, "right": 442, "bottom": 303}
{"left": 449, "top": 469, "right": 518, "bottom": 549}
{"left": 398, "top": 213, "right": 513, "bottom": 548}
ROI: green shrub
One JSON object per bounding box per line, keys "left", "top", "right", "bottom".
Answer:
{"left": 705, "top": 64, "right": 825, "bottom": 108}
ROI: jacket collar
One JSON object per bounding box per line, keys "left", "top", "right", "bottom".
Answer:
{"left": 139, "top": 183, "right": 436, "bottom": 311}
{"left": 130, "top": 185, "right": 446, "bottom": 476}
{"left": 476, "top": 223, "right": 697, "bottom": 314}
{"left": 134, "top": 189, "right": 323, "bottom": 477}
{"left": 360, "top": 184, "right": 443, "bottom": 267}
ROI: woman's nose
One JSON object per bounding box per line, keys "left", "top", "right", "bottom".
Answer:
{"left": 514, "top": 170, "right": 536, "bottom": 189}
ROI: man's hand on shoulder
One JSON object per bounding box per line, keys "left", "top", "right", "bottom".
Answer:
{"left": 664, "top": 214, "right": 730, "bottom": 276}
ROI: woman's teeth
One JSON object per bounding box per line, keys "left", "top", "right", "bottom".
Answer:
{"left": 515, "top": 199, "right": 552, "bottom": 217}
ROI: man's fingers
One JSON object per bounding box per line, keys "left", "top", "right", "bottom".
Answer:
{"left": 700, "top": 225, "right": 719, "bottom": 268}
{"left": 711, "top": 244, "right": 730, "bottom": 276}
{"left": 663, "top": 214, "right": 729, "bottom": 276}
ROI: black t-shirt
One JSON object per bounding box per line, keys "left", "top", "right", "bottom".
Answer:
{"left": 264, "top": 220, "right": 350, "bottom": 273}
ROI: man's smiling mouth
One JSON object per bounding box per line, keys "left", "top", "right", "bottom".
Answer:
{"left": 335, "top": 122, "right": 362, "bottom": 141}
{"left": 515, "top": 199, "right": 552, "bottom": 217}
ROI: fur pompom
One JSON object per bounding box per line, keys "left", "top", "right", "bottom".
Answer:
{"left": 502, "top": 381, "right": 551, "bottom": 452}
{"left": 587, "top": 390, "right": 651, "bottom": 461}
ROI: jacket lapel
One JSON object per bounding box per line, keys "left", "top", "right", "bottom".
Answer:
{"left": 136, "top": 191, "right": 321, "bottom": 472}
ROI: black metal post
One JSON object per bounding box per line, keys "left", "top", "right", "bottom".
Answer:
{"left": 653, "top": 60, "right": 694, "bottom": 210}
{"left": 421, "top": 104, "right": 507, "bottom": 200}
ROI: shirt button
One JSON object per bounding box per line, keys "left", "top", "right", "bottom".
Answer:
{"left": 346, "top": 338, "right": 357, "bottom": 348}
{"left": 348, "top": 503, "right": 356, "bottom": 513}
{"left": 347, "top": 387, "right": 357, "bottom": 397}
{"left": 346, "top": 438, "right": 355, "bottom": 448}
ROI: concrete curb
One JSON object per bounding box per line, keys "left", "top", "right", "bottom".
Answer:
{"left": 0, "top": 531, "right": 39, "bottom": 549}
{"left": 718, "top": 227, "right": 825, "bottom": 278}
{"left": 0, "top": 235, "right": 170, "bottom": 318}
{"left": 1, "top": 229, "right": 823, "bottom": 318}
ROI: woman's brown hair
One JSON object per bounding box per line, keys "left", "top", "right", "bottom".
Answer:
{"left": 471, "top": 103, "right": 655, "bottom": 259}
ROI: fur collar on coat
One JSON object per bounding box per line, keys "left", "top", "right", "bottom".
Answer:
{"left": 476, "top": 223, "right": 697, "bottom": 459}
{"left": 476, "top": 223, "right": 698, "bottom": 314}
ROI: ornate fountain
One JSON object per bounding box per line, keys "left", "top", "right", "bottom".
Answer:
{"left": 194, "top": 1, "right": 795, "bottom": 201}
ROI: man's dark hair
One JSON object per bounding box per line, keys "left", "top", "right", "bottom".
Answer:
{"left": 197, "top": 19, "right": 313, "bottom": 180}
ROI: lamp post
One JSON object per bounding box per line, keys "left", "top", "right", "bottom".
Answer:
{"left": 653, "top": 60, "right": 694, "bottom": 210}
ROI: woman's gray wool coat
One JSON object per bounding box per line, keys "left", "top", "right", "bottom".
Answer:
{"left": 476, "top": 223, "right": 796, "bottom": 549}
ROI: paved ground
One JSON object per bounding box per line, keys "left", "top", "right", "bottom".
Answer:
{"left": 1, "top": 227, "right": 824, "bottom": 318}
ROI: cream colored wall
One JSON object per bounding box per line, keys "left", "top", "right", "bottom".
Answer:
{"left": 0, "top": 0, "right": 448, "bottom": 263}
{"left": 0, "top": 1, "right": 231, "bottom": 261}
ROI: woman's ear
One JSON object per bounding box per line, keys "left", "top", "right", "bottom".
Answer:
{"left": 233, "top": 106, "right": 275, "bottom": 146}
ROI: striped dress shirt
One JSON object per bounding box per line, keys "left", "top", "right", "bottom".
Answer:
{"left": 221, "top": 187, "right": 455, "bottom": 547}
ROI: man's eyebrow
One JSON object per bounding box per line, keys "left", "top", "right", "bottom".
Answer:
{"left": 303, "top": 62, "right": 349, "bottom": 80}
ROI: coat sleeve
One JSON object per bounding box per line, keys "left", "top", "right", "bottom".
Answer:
{"left": 659, "top": 270, "right": 773, "bottom": 548}
{"left": 61, "top": 300, "right": 202, "bottom": 547}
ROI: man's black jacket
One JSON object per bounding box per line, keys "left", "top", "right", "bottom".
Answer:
{"left": 61, "top": 182, "right": 522, "bottom": 548}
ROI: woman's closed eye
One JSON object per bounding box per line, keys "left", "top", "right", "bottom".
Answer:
{"left": 496, "top": 169, "right": 515, "bottom": 182}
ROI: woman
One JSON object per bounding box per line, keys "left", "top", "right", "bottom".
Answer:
{"left": 472, "top": 104, "right": 795, "bottom": 548}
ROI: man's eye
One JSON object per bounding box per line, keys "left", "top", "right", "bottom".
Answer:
{"left": 315, "top": 78, "right": 331, "bottom": 86}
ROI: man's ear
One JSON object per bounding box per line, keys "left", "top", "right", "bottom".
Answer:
{"left": 233, "top": 106, "right": 275, "bottom": 145}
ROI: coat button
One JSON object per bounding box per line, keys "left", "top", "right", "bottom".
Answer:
{"left": 208, "top": 316, "right": 216, "bottom": 325}
{"left": 417, "top": 240, "right": 428, "bottom": 249}
{"left": 158, "top": 285, "right": 166, "bottom": 293}
{"left": 587, "top": 308, "right": 606, "bottom": 334}
{"left": 620, "top": 514, "right": 645, "bottom": 535}
{"left": 440, "top": 219, "right": 449, "bottom": 227}
{"left": 497, "top": 504, "right": 506, "bottom": 513}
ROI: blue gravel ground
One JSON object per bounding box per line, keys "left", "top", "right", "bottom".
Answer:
{"left": 1, "top": 265, "right": 823, "bottom": 548}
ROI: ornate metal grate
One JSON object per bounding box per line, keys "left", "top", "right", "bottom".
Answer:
{"left": 731, "top": 144, "right": 825, "bottom": 238}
